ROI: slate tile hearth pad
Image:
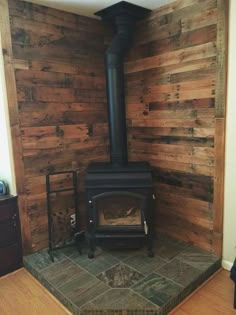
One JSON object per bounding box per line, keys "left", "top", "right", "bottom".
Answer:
{"left": 132, "top": 272, "right": 183, "bottom": 307}
{"left": 23, "top": 234, "right": 221, "bottom": 315}
{"left": 156, "top": 258, "right": 203, "bottom": 287}
{"left": 81, "top": 288, "right": 158, "bottom": 311}
{"left": 176, "top": 246, "right": 220, "bottom": 270}
{"left": 124, "top": 253, "right": 166, "bottom": 275}
{"left": 97, "top": 263, "right": 144, "bottom": 288}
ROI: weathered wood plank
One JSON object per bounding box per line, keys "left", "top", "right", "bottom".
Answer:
{"left": 153, "top": 167, "right": 214, "bottom": 199}
{"left": 131, "top": 148, "right": 214, "bottom": 167}
{"left": 157, "top": 192, "right": 213, "bottom": 218}
{"left": 146, "top": 98, "right": 215, "bottom": 111}
{"left": 130, "top": 152, "right": 214, "bottom": 176}
{"left": 157, "top": 222, "right": 213, "bottom": 252}
{"left": 125, "top": 42, "right": 217, "bottom": 74}
{"left": 181, "top": 9, "right": 218, "bottom": 32}
{"left": 8, "top": 0, "right": 105, "bottom": 33}
{"left": 213, "top": 118, "right": 225, "bottom": 254}
{"left": 15, "top": 70, "right": 105, "bottom": 89}
{"left": 5, "top": 0, "right": 227, "bottom": 255}
{"left": 129, "top": 25, "right": 217, "bottom": 60}
{"left": 127, "top": 108, "right": 215, "bottom": 120}
{"left": 138, "top": 0, "right": 217, "bottom": 26}
{"left": 215, "top": 0, "right": 228, "bottom": 118}
{"left": 5, "top": 0, "right": 109, "bottom": 253}
{"left": 211, "top": 0, "right": 228, "bottom": 255}
{"left": 0, "top": 0, "right": 32, "bottom": 253}
{"left": 156, "top": 182, "right": 213, "bottom": 203}
{"left": 157, "top": 206, "right": 213, "bottom": 230}
{"left": 125, "top": 56, "right": 217, "bottom": 82}
{"left": 128, "top": 133, "right": 214, "bottom": 148}
{"left": 129, "top": 118, "right": 215, "bottom": 128}
{"left": 12, "top": 58, "right": 29, "bottom": 70}
{"left": 28, "top": 60, "right": 104, "bottom": 76}
{"left": 12, "top": 43, "right": 104, "bottom": 65}
{"left": 128, "top": 125, "right": 215, "bottom": 139}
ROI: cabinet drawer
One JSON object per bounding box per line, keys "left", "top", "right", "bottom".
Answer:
{"left": 0, "top": 243, "right": 22, "bottom": 276}
{"left": 0, "top": 220, "right": 18, "bottom": 247}
{"left": 0, "top": 201, "right": 17, "bottom": 221}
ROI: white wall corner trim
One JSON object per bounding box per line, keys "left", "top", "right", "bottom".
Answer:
{"left": 0, "top": 33, "right": 16, "bottom": 195}
{"left": 222, "top": 259, "right": 233, "bottom": 271}
{"left": 222, "top": 0, "right": 236, "bottom": 269}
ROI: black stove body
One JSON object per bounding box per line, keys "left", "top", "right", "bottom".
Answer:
{"left": 85, "top": 1, "right": 154, "bottom": 258}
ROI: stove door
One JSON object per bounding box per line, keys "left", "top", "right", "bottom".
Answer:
{"left": 92, "top": 191, "right": 145, "bottom": 228}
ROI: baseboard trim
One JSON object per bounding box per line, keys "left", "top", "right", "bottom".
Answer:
{"left": 222, "top": 259, "right": 233, "bottom": 271}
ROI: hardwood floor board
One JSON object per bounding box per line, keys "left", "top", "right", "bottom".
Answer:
{"left": 1, "top": 267, "right": 235, "bottom": 315}
{"left": 171, "top": 269, "right": 236, "bottom": 315}
{"left": 0, "top": 268, "right": 71, "bottom": 315}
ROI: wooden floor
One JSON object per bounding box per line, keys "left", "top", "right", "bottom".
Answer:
{"left": 170, "top": 269, "right": 236, "bottom": 315}
{"left": 0, "top": 268, "right": 235, "bottom": 314}
{"left": 0, "top": 268, "right": 71, "bottom": 315}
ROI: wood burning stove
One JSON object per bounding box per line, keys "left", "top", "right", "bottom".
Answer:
{"left": 85, "top": 1, "right": 154, "bottom": 258}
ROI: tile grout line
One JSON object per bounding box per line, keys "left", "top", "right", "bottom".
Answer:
{"left": 121, "top": 261, "right": 146, "bottom": 277}
{"left": 39, "top": 257, "right": 68, "bottom": 272}
{"left": 152, "top": 271, "right": 184, "bottom": 288}
{"left": 79, "top": 287, "right": 114, "bottom": 310}
{"left": 26, "top": 251, "right": 113, "bottom": 311}
{"left": 129, "top": 287, "right": 160, "bottom": 310}
{"left": 174, "top": 254, "right": 220, "bottom": 272}
{"left": 63, "top": 255, "right": 104, "bottom": 281}
{"left": 63, "top": 251, "right": 161, "bottom": 309}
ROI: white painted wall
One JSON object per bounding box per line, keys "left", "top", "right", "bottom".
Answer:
{"left": 0, "top": 33, "right": 16, "bottom": 195}
{"left": 23, "top": 0, "right": 175, "bottom": 17}
{"left": 222, "top": 0, "right": 236, "bottom": 271}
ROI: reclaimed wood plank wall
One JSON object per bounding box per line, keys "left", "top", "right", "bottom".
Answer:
{"left": 5, "top": 0, "right": 109, "bottom": 252}
{"left": 3, "top": 0, "right": 227, "bottom": 254}
{"left": 126, "top": 0, "right": 228, "bottom": 254}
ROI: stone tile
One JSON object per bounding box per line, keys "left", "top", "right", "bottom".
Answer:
{"left": 97, "top": 263, "right": 144, "bottom": 288}
{"left": 39, "top": 276, "right": 80, "bottom": 315}
{"left": 23, "top": 236, "right": 221, "bottom": 315}
{"left": 41, "top": 259, "right": 85, "bottom": 287}
{"left": 23, "top": 249, "right": 65, "bottom": 271}
{"left": 58, "top": 272, "right": 109, "bottom": 307}
{"left": 156, "top": 232, "right": 189, "bottom": 250}
{"left": 69, "top": 249, "right": 120, "bottom": 275}
{"left": 81, "top": 289, "right": 158, "bottom": 311}
{"left": 154, "top": 239, "right": 187, "bottom": 261}
{"left": 176, "top": 246, "right": 220, "bottom": 271}
{"left": 58, "top": 246, "right": 81, "bottom": 257}
{"left": 102, "top": 248, "right": 141, "bottom": 261}
{"left": 124, "top": 254, "right": 166, "bottom": 275}
{"left": 156, "top": 258, "right": 203, "bottom": 287}
{"left": 132, "top": 273, "right": 183, "bottom": 307}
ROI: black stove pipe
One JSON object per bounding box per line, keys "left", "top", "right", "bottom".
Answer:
{"left": 105, "top": 17, "right": 133, "bottom": 167}
{"left": 95, "top": 2, "right": 151, "bottom": 167}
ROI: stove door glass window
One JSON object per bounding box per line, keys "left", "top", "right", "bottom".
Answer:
{"left": 94, "top": 192, "right": 144, "bottom": 226}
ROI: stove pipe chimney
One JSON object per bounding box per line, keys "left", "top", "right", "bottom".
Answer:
{"left": 95, "top": 2, "right": 151, "bottom": 167}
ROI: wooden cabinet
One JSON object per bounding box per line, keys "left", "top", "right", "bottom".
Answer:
{"left": 0, "top": 196, "right": 22, "bottom": 276}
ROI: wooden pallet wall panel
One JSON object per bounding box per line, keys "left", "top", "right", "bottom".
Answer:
{"left": 126, "top": 0, "right": 227, "bottom": 254}
{"left": 4, "top": 0, "right": 109, "bottom": 252}
{"left": 3, "top": 0, "right": 227, "bottom": 254}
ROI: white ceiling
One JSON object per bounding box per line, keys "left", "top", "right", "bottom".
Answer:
{"left": 23, "top": 0, "right": 175, "bottom": 18}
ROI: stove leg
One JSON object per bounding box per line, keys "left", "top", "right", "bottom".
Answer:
{"left": 146, "top": 230, "right": 154, "bottom": 258}
{"left": 88, "top": 238, "right": 95, "bottom": 259}
{"left": 88, "top": 220, "right": 95, "bottom": 259}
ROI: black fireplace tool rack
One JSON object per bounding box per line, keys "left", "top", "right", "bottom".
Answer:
{"left": 46, "top": 170, "right": 84, "bottom": 261}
